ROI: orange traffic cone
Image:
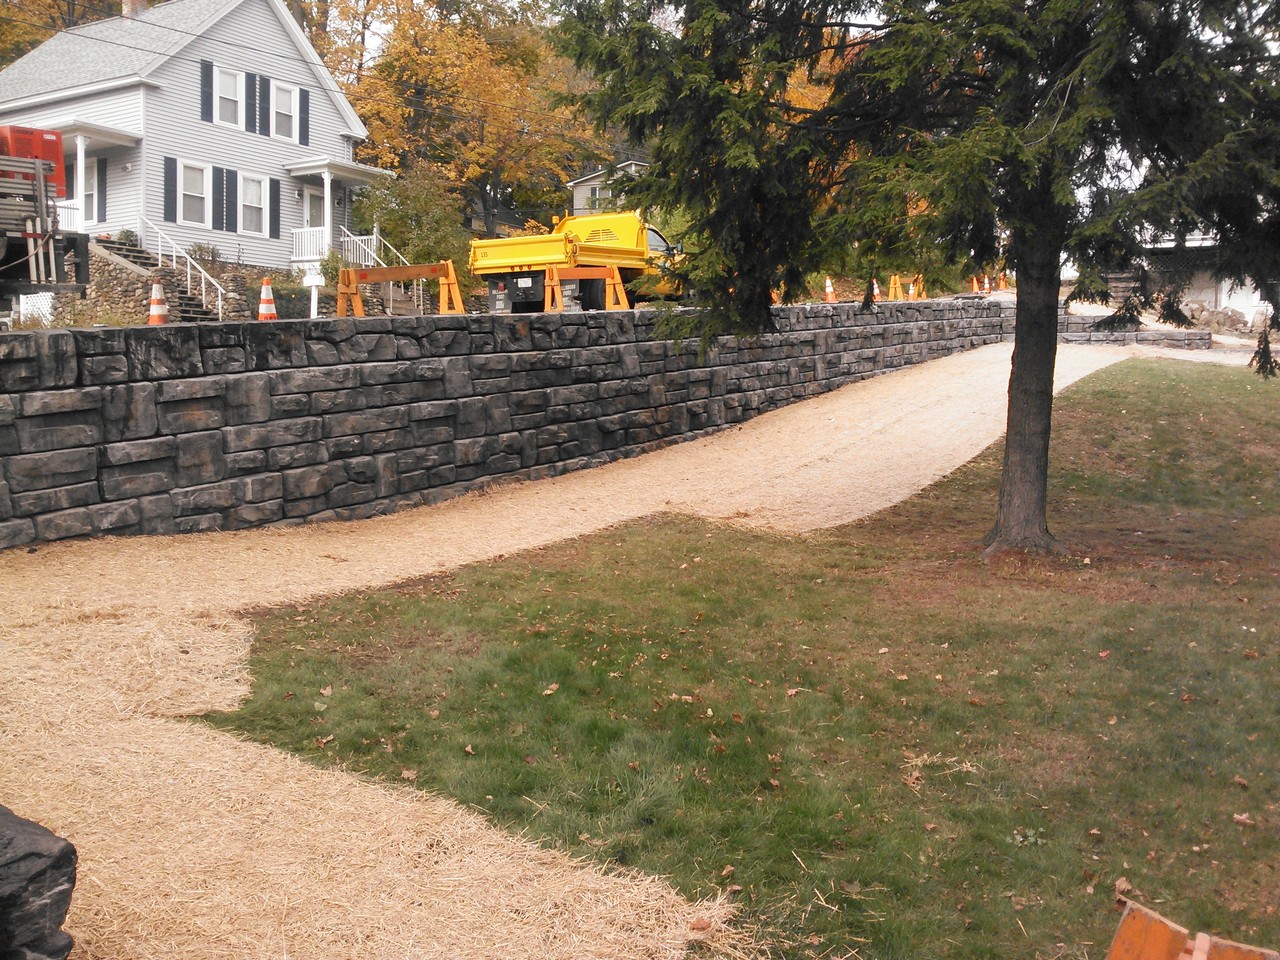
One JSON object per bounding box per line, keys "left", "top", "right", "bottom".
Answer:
{"left": 871, "top": 278, "right": 881, "bottom": 302}
{"left": 824, "top": 276, "right": 837, "bottom": 303}
{"left": 982, "top": 275, "right": 992, "bottom": 294}
{"left": 147, "top": 280, "right": 170, "bottom": 325}
{"left": 970, "top": 276, "right": 980, "bottom": 293}
{"left": 997, "top": 273, "right": 1008, "bottom": 291}
{"left": 257, "top": 277, "right": 278, "bottom": 321}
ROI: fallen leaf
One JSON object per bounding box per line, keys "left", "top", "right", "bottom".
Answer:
{"left": 903, "top": 770, "right": 925, "bottom": 791}
{"left": 400, "top": 769, "right": 418, "bottom": 782}
{"left": 721, "top": 865, "right": 736, "bottom": 877}
{"left": 1115, "top": 877, "right": 1133, "bottom": 897}
{"left": 690, "top": 918, "right": 713, "bottom": 932}
{"left": 878, "top": 647, "right": 889, "bottom": 654}
{"left": 841, "top": 880, "right": 862, "bottom": 895}
{"left": 314, "top": 734, "right": 334, "bottom": 748}
{"left": 1181, "top": 692, "right": 1198, "bottom": 703}
{"left": 282, "top": 691, "right": 295, "bottom": 701}
{"left": 1243, "top": 649, "right": 1260, "bottom": 659}
{"left": 1234, "top": 775, "right": 1249, "bottom": 789}
{"left": 924, "top": 822, "right": 937, "bottom": 832}
{"left": 1098, "top": 650, "right": 1111, "bottom": 660}
{"left": 1089, "top": 828, "right": 1102, "bottom": 837}
{"left": 523, "top": 755, "right": 538, "bottom": 765}
{"left": 319, "top": 684, "right": 333, "bottom": 697}
{"left": 731, "top": 712, "right": 744, "bottom": 723}
{"left": 1233, "top": 813, "right": 1256, "bottom": 827}
{"left": 725, "top": 884, "right": 743, "bottom": 895}
{"left": 542, "top": 683, "right": 560, "bottom": 696}
{"left": 464, "top": 744, "right": 475, "bottom": 756}
{"left": 428, "top": 708, "right": 440, "bottom": 720}
{"left": 1108, "top": 716, "right": 1118, "bottom": 725}
{"left": 896, "top": 674, "right": 909, "bottom": 681}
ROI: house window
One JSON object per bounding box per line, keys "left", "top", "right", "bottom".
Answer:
{"left": 273, "top": 82, "right": 298, "bottom": 141}
{"left": 240, "top": 174, "right": 267, "bottom": 236}
{"left": 180, "top": 161, "right": 210, "bottom": 226}
{"left": 81, "top": 162, "right": 98, "bottom": 225}
{"left": 215, "top": 67, "right": 243, "bottom": 127}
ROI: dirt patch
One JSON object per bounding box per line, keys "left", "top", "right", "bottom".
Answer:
{"left": 0, "top": 341, "right": 1192, "bottom": 959}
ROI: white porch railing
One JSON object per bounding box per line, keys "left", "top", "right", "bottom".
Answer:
{"left": 292, "top": 226, "right": 329, "bottom": 264}
{"left": 55, "top": 199, "right": 83, "bottom": 233}
{"left": 139, "top": 215, "right": 225, "bottom": 320}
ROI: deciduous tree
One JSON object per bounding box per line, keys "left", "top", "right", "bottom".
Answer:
{"left": 559, "top": 0, "right": 1280, "bottom": 553}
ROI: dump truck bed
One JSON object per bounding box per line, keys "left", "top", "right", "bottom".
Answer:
{"left": 468, "top": 211, "right": 653, "bottom": 276}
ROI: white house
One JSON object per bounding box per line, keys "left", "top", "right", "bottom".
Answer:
{"left": 566, "top": 160, "right": 648, "bottom": 217}
{"left": 0, "top": 0, "right": 387, "bottom": 274}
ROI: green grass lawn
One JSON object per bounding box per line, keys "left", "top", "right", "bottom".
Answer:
{"left": 205, "top": 358, "right": 1280, "bottom": 959}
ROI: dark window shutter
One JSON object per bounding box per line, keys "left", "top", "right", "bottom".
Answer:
{"left": 212, "top": 167, "right": 225, "bottom": 231}
{"left": 258, "top": 76, "right": 271, "bottom": 136}
{"left": 245, "top": 72, "right": 257, "bottom": 133}
{"left": 268, "top": 178, "right": 280, "bottom": 239}
{"left": 225, "top": 172, "right": 238, "bottom": 233}
{"left": 162, "top": 156, "right": 177, "bottom": 222}
{"left": 200, "top": 60, "right": 213, "bottom": 122}
{"left": 95, "top": 157, "right": 107, "bottom": 221}
{"left": 299, "top": 88, "right": 310, "bottom": 146}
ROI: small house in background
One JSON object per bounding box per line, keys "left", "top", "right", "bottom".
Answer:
{"left": 1146, "top": 232, "right": 1271, "bottom": 327}
{"left": 0, "top": 0, "right": 388, "bottom": 276}
{"left": 567, "top": 160, "right": 648, "bottom": 217}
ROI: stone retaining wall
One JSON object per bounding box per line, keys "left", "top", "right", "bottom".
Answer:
{"left": 0, "top": 298, "right": 1211, "bottom": 550}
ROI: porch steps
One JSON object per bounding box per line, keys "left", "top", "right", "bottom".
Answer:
{"left": 93, "top": 238, "right": 220, "bottom": 323}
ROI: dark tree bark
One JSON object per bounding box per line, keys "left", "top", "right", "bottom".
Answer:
{"left": 986, "top": 200, "right": 1068, "bottom": 554}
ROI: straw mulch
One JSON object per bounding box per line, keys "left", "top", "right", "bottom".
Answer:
{"left": 0, "top": 342, "right": 1135, "bottom": 959}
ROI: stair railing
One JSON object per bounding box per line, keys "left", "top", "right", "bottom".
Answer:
{"left": 139, "top": 215, "right": 225, "bottom": 320}
{"left": 340, "top": 226, "right": 424, "bottom": 313}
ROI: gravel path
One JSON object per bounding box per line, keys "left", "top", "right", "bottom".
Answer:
{"left": 0, "top": 341, "right": 1169, "bottom": 959}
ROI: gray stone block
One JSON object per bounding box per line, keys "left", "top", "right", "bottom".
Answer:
{"left": 323, "top": 407, "right": 408, "bottom": 437}
{"left": 202, "top": 347, "right": 248, "bottom": 374}
{"left": 225, "top": 500, "right": 284, "bottom": 528}
{"left": 222, "top": 418, "right": 323, "bottom": 452}
{"left": 309, "top": 389, "right": 366, "bottom": 414}
{"left": 240, "top": 474, "right": 284, "bottom": 503}
{"left": 100, "top": 466, "right": 174, "bottom": 501}
{"left": 15, "top": 411, "right": 103, "bottom": 455}
{"left": 269, "top": 393, "right": 312, "bottom": 418}
{"left": 327, "top": 481, "right": 375, "bottom": 508}
{"left": 11, "top": 482, "right": 100, "bottom": 516}
{"left": 88, "top": 499, "right": 141, "bottom": 533}
{"left": 282, "top": 462, "right": 347, "bottom": 500}
{"left": 125, "top": 327, "right": 202, "bottom": 380}
{"left": 100, "top": 436, "right": 176, "bottom": 467}
{"left": 360, "top": 360, "right": 417, "bottom": 385}
{"left": 156, "top": 377, "right": 226, "bottom": 402}
{"left": 0, "top": 804, "right": 76, "bottom": 960}
{"left": 139, "top": 494, "right": 176, "bottom": 535}
{"left": 172, "top": 480, "right": 240, "bottom": 514}
{"left": 267, "top": 442, "right": 329, "bottom": 470}
{"left": 362, "top": 428, "right": 414, "bottom": 454}
{"left": 269, "top": 366, "right": 360, "bottom": 394}
{"left": 5, "top": 449, "right": 97, "bottom": 494}
{"left": 325, "top": 435, "right": 364, "bottom": 458}
{"left": 244, "top": 323, "right": 309, "bottom": 370}
{"left": 443, "top": 356, "right": 473, "bottom": 396}
{"left": 225, "top": 450, "right": 268, "bottom": 475}
{"left": 0, "top": 516, "right": 34, "bottom": 548}
{"left": 157, "top": 397, "right": 225, "bottom": 434}
{"left": 174, "top": 431, "right": 227, "bottom": 486}
{"left": 17, "top": 388, "right": 102, "bottom": 417}
{"left": 33, "top": 507, "right": 94, "bottom": 542}
{"left": 102, "top": 383, "right": 159, "bottom": 443}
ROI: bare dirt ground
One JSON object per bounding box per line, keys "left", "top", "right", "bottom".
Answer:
{"left": 0, "top": 340, "right": 1243, "bottom": 959}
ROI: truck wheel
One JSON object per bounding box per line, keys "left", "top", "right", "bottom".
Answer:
{"left": 580, "top": 279, "right": 605, "bottom": 311}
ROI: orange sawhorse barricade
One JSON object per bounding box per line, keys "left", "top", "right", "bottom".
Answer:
{"left": 336, "top": 261, "right": 464, "bottom": 318}
{"left": 543, "top": 265, "right": 629, "bottom": 313}
{"left": 1106, "top": 899, "right": 1279, "bottom": 960}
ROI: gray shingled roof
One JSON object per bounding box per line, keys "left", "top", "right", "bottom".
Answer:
{"left": 0, "top": 0, "right": 241, "bottom": 106}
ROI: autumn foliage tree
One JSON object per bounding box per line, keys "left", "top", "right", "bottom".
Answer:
{"left": 560, "top": 0, "right": 1280, "bottom": 553}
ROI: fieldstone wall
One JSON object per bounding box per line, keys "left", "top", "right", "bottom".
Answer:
{"left": 0, "top": 297, "right": 1209, "bottom": 550}
{"left": 50, "top": 246, "right": 154, "bottom": 328}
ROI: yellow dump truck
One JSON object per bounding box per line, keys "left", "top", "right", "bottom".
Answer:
{"left": 468, "top": 210, "right": 679, "bottom": 313}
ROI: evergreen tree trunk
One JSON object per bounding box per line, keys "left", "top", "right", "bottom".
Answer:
{"left": 985, "top": 226, "right": 1065, "bottom": 555}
